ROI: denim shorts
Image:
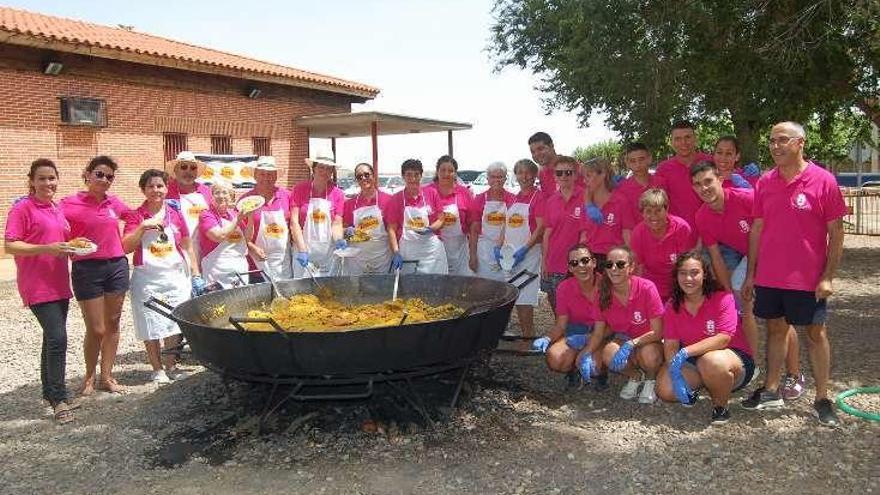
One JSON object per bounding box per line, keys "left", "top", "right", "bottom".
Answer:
{"left": 684, "top": 347, "right": 755, "bottom": 391}
{"left": 71, "top": 257, "right": 130, "bottom": 301}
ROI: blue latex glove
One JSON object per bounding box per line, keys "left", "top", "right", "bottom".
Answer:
{"left": 585, "top": 203, "right": 604, "bottom": 224}
{"left": 391, "top": 252, "right": 403, "bottom": 270}
{"left": 415, "top": 227, "right": 435, "bottom": 236}
{"left": 493, "top": 245, "right": 503, "bottom": 263}
{"left": 742, "top": 162, "right": 761, "bottom": 177}
{"left": 190, "top": 275, "right": 206, "bottom": 297}
{"left": 531, "top": 336, "right": 551, "bottom": 354}
{"left": 565, "top": 334, "right": 588, "bottom": 350}
{"left": 612, "top": 174, "right": 624, "bottom": 187}
{"left": 512, "top": 246, "right": 528, "bottom": 267}
{"left": 343, "top": 226, "right": 356, "bottom": 238}
{"left": 295, "top": 251, "right": 309, "bottom": 268}
{"left": 335, "top": 239, "right": 348, "bottom": 250}
{"left": 730, "top": 173, "right": 752, "bottom": 189}
{"left": 668, "top": 348, "right": 693, "bottom": 404}
{"left": 578, "top": 353, "right": 594, "bottom": 383}
{"left": 609, "top": 340, "right": 634, "bottom": 372}
{"left": 165, "top": 199, "right": 181, "bottom": 211}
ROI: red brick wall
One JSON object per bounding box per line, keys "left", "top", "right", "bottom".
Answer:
{"left": 0, "top": 45, "right": 355, "bottom": 251}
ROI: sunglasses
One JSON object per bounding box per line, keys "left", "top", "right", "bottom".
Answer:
{"left": 177, "top": 164, "right": 198, "bottom": 171}
{"left": 356, "top": 172, "right": 373, "bottom": 180}
{"left": 555, "top": 169, "right": 575, "bottom": 177}
{"left": 93, "top": 170, "right": 115, "bottom": 182}
{"left": 568, "top": 256, "right": 594, "bottom": 268}
{"left": 602, "top": 260, "right": 628, "bottom": 270}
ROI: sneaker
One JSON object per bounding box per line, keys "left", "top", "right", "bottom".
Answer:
{"left": 619, "top": 379, "right": 642, "bottom": 400}
{"left": 638, "top": 380, "right": 657, "bottom": 404}
{"left": 593, "top": 374, "right": 610, "bottom": 392}
{"left": 565, "top": 371, "right": 581, "bottom": 389}
{"left": 741, "top": 387, "right": 784, "bottom": 410}
{"left": 150, "top": 370, "right": 171, "bottom": 384}
{"left": 681, "top": 391, "right": 699, "bottom": 408}
{"left": 780, "top": 373, "right": 805, "bottom": 401}
{"left": 166, "top": 368, "right": 190, "bottom": 381}
{"left": 813, "top": 398, "right": 839, "bottom": 427}
{"left": 710, "top": 406, "right": 731, "bottom": 425}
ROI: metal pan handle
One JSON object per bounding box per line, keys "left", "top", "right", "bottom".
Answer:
{"left": 234, "top": 269, "right": 269, "bottom": 286}
{"left": 507, "top": 270, "right": 539, "bottom": 290}
{"left": 289, "top": 380, "right": 374, "bottom": 401}
{"left": 143, "top": 297, "right": 175, "bottom": 321}
{"left": 228, "top": 316, "right": 288, "bottom": 338}
{"left": 388, "top": 259, "right": 420, "bottom": 273}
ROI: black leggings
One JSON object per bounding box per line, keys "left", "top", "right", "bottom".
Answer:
{"left": 30, "top": 299, "right": 70, "bottom": 405}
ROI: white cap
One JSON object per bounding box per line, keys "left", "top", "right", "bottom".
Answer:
{"left": 176, "top": 151, "right": 197, "bottom": 162}
{"left": 255, "top": 156, "right": 277, "bottom": 171}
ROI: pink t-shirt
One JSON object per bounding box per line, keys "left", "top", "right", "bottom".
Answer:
{"left": 616, "top": 175, "right": 667, "bottom": 229}
{"left": 123, "top": 203, "right": 190, "bottom": 266}
{"left": 343, "top": 191, "right": 392, "bottom": 227}
{"left": 753, "top": 163, "right": 847, "bottom": 291}
{"left": 240, "top": 187, "right": 292, "bottom": 242}
{"left": 197, "top": 207, "right": 241, "bottom": 257}
{"left": 423, "top": 182, "right": 473, "bottom": 235}
{"left": 721, "top": 168, "right": 759, "bottom": 189}
{"left": 555, "top": 277, "right": 600, "bottom": 325}
{"left": 694, "top": 188, "right": 754, "bottom": 255}
{"left": 582, "top": 190, "right": 630, "bottom": 255}
{"left": 599, "top": 276, "right": 664, "bottom": 339}
{"left": 511, "top": 189, "right": 545, "bottom": 233}
{"left": 290, "top": 181, "right": 345, "bottom": 228}
{"left": 469, "top": 190, "right": 516, "bottom": 235}
{"left": 384, "top": 187, "right": 444, "bottom": 240}
{"left": 655, "top": 152, "right": 712, "bottom": 228}
{"left": 630, "top": 214, "right": 697, "bottom": 300}
{"left": 60, "top": 191, "right": 130, "bottom": 261}
{"left": 4, "top": 196, "right": 73, "bottom": 306}
{"left": 543, "top": 187, "right": 587, "bottom": 274}
{"left": 663, "top": 291, "right": 751, "bottom": 356}
{"left": 166, "top": 180, "right": 214, "bottom": 202}
{"left": 538, "top": 161, "right": 586, "bottom": 195}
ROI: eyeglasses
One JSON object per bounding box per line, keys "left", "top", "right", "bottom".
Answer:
{"left": 568, "top": 256, "right": 594, "bottom": 268}
{"left": 602, "top": 260, "right": 628, "bottom": 270}
{"left": 93, "top": 170, "right": 115, "bottom": 182}
{"left": 768, "top": 136, "right": 801, "bottom": 146}
{"left": 356, "top": 172, "right": 373, "bottom": 180}
{"left": 177, "top": 164, "right": 198, "bottom": 171}
{"left": 555, "top": 169, "right": 575, "bottom": 177}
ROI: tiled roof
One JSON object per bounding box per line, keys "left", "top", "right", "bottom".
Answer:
{"left": 0, "top": 6, "right": 379, "bottom": 98}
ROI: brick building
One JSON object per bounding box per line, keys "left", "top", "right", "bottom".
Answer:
{"left": 0, "top": 6, "right": 378, "bottom": 239}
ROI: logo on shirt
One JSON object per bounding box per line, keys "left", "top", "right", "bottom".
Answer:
{"left": 507, "top": 213, "right": 525, "bottom": 228}
{"left": 240, "top": 166, "right": 254, "bottom": 179}
{"left": 407, "top": 217, "right": 427, "bottom": 229}
{"left": 187, "top": 205, "right": 207, "bottom": 219}
{"left": 631, "top": 311, "right": 645, "bottom": 325}
{"left": 106, "top": 208, "right": 117, "bottom": 219}
{"left": 264, "top": 222, "right": 285, "bottom": 238}
{"left": 221, "top": 166, "right": 235, "bottom": 180}
{"left": 705, "top": 320, "right": 716, "bottom": 336}
{"left": 149, "top": 242, "right": 174, "bottom": 258}
{"left": 486, "top": 211, "right": 506, "bottom": 226}
{"left": 310, "top": 210, "right": 328, "bottom": 223}
{"left": 792, "top": 192, "right": 811, "bottom": 210}
{"left": 572, "top": 207, "right": 582, "bottom": 218}
{"left": 442, "top": 211, "right": 458, "bottom": 226}
{"left": 669, "top": 253, "right": 677, "bottom": 262}
{"left": 358, "top": 215, "right": 380, "bottom": 231}
{"left": 226, "top": 230, "right": 243, "bottom": 243}
{"left": 738, "top": 220, "right": 750, "bottom": 233}
{"left": 605, "top": 212, "right": 616, "bottom": 226}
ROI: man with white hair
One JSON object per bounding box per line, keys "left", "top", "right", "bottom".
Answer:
{"left": 740, "top": 121, "right": 846, "bottom": 426}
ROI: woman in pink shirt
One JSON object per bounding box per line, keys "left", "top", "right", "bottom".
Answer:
{"left": 629, "top": 188, "right": 697, "bottom": 300}
{"left": 197, "top": 181, "right": 248, "bottom": 287}
{"left": 580, "top": 158, "right": 632, "bottom": 262}
{"left": 468, "top": 162, "right": 515, "bottom": 279}
{"left": 342, "top": 163, "right": 393, "bottom": 275}
{"left": 508, "top": 159, "right": 545, "bottom": 341}
{"left": 60, "top": 155, "right": 132, "bottom": 396}
{"left": 579, "top": 246, "right": 664, "bottom": 404}
{"left": 5, "top": 159, "right": 78, "bottom": 422}
{"left": 425, "top": 155, "right": 475, "bottom": 275}
{"left": 123, "top": 169, "right": 200, "bottom": 384}
{"left": 713, "top": 136, "right": 760, "bottom": 189}
{"left": 289, "top": 155, "right": 346, "bottom": 278}
{"left": 240, "top": 156, "right": 293, "bottom": 281}
{"left": 532, "top": 244, "right": 605, "bottom": 388}
{"left": 656, "top": 251, "right": 755, "bottom": 424}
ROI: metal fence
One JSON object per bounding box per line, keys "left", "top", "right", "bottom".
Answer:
{"left": 843, "top": 188, "right": 880, "bottom": 236}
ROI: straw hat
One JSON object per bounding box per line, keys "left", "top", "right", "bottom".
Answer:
{"left": 255, "top": 156, "right": 277, "bottom": 171}
{"left": 307, "top": 154, "right": 338, "bottom": 168}
{"left": 165, "top": 151, "right": 206, "bottom": 176}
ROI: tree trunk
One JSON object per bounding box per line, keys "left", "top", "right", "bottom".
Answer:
{"left": 732, "top": 116, "right": 761, "bottom": 165}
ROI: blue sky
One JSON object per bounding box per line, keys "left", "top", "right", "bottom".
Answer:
{"left": 8, "top": 0, "right": 617, "bottom": 173}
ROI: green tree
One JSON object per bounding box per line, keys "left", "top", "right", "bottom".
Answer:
{"left": 572, "top": 139, "right": 623, "bottom": 167}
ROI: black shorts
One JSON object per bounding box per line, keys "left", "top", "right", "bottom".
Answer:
{"left": 753, "top": 286, "right": 827, "bottom": 326}
{"left": 71, "top": 257, "right": 130, "bottom": 301}
{"left": 685, "top": 347, "right": 755, "bottom": 392}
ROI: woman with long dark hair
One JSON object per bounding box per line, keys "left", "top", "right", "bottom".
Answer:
{"left": 424, "top": 155, "right": 475, "bottom": 275}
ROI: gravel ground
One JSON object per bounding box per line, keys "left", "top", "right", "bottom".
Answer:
{"left": 1, "top": 237, "right": 878, "bottom": 495}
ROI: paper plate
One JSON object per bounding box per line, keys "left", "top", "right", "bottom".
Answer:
{"left": 334, "top": 247, "right": 361, "bottom": 258}
{"left": 236, "top": 195, "right": 265, "bottom": 215}
{"left": 67, "top": 241, "right": 98, "bottom": 256}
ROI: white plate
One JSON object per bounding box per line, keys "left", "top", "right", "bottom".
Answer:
{"left": 69, "top": 242, "right": 98, "bottom": 256}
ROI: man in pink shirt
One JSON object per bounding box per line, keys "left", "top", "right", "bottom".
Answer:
{"left": 617, "top": 142, "right": 667, "bottom": 230}
{"left": 741, "top": 121, "right": 847, "bottom": 427}
{"left": 165, "top": 151, "right": 213, "bottom": 259}
{"left": 528, "top": 132, "right": 585, "bottom": 195}
{"left": 655, "top": 121, "right": 712, "bottom": 228}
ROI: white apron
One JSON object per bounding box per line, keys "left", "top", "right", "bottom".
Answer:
{"left": 180, "top": 190, "right": 209, "bottom": 257}
{"left": 254, "top": 207, "right": 292, "bottom": 280}
{"left": 293, "top": 196, "right": 335, "bottom": 278}
{"left": 349, "top": 197, "right": 392, "bottom": 275}
{"left": 476, "top": 199, "right": 507, "bottom": 281}
{"left": 506, "top": 193, "right": 541, "bottom": 306}
{"left": 439, "top": 202, "right": 472, "bottom": 275}
{"left": 201, "top": 215, "right": 248, "bottom": 287}
{"left": 130, "top": 215, "right": 190, "bottom": 341}
{"left": 399, "top": 193, "right": 448, "bottom": 275}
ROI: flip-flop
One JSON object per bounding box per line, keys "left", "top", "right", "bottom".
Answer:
{"left": 63, "top": 397, "right": 84, "bottom": 411}
{"left": 53, "top": 403, "right": 74, "bottom": 425}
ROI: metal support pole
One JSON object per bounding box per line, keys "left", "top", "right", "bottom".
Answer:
{"left": 331, "top": 137, "right": 337, "bottom": 161}
{"left": 371, "top": 121, "right": 379, "bottom": 174}
{"left": 447, "top": 130, "right": 453, "bottom": 157}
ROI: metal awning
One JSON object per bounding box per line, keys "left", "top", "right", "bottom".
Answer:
{"left": 296, "top": 111, "right": 472, "bottom": 174}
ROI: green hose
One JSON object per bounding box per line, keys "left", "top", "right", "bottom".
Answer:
{"left": 836, "top": 387, "right": 880, "bottom": 422}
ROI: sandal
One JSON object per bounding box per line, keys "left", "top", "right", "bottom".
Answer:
{"left": 53, "top": 403, "right": 74, "bottom": 425}
{"left": 63, "top": 397, "right": 84, "bottom": 411}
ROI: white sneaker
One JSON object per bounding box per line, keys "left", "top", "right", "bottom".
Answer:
{"left": 166, "top": 368, "right": 190, "bottom": 381}
{"left": 639, "top": 380, "right": 657, "bottom": 404}
{"left": 150, "top": 370, "right": 171, "bottom": 384}
{"left": 619, "top": 379, "right": 642, "bottom": 400}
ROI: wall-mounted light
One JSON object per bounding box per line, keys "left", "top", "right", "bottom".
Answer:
{"left": 247, "top": 87, "right": 261, "bottom": 99}
{"left": 43, "top": 61, "right": 63, "bottom": 75}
